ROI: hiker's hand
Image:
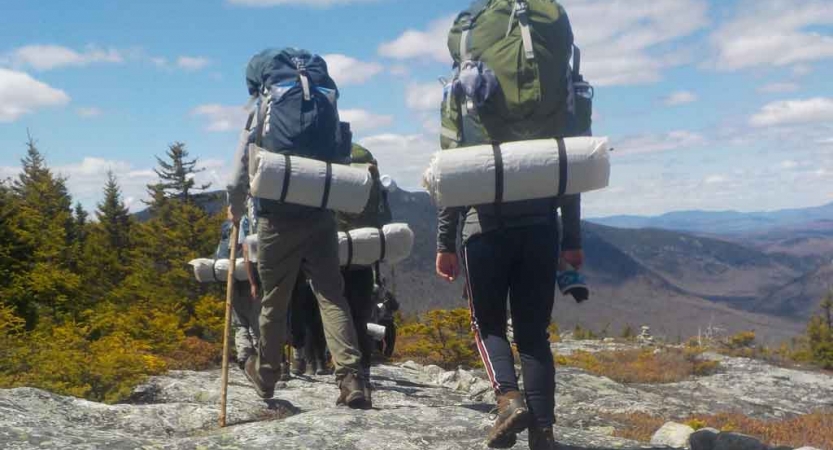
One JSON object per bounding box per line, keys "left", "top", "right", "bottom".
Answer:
{"left": 250, "top": 284, "right": 260, "bottom": 301}
{"left": 228, "top": 205, "right": 243, "bottom": 225}
{"left": 562, "top": 249, "right": 585, "bottom": 271}
{"left": 436, "top": 252, "right": 460, "bottom": 282}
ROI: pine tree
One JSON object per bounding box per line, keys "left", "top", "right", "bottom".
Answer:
{"left": 150, "top": 142, "right": 211, "bottom": 202}
{"left": 807, "top": 290, "right": 833, "bottom": 369}
{"left": 96, "top": 171, "right": 132, "bottom": 261}
{"left": 7, "top": 135, "right": 82, "bottom": 326}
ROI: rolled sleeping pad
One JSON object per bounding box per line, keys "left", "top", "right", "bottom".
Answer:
{"left": 337, "top": 223, "right": 415, "bottom": 267}
{"left": 367, "top": 323, "right": 386, "bottom": 342}
{"left": 248, "top": 144, "right": 373, "bottom": 214}
{"left": 189, "top": 258, "right": 249, "bottom": 283}
{"left": 422, "top": 137, "right": 610, "bottom": 208}
{"left": 239, "top": 223, "right": 415, "bottom": 268}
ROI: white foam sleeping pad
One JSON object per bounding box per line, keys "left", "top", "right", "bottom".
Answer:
{"left": 189, "top": 258, "right": 249, "bottom": 283}
{"left": 337, "top": 223, "right": 415, "bottom": 267}
{"left": 367, "top": 323, "right": 386, "bottom": 341}
{"left": 248, "top": 144, "right": 373, "bottom": 214}
{"left": 423, "top": 137, "right": 611, "bottom": 208}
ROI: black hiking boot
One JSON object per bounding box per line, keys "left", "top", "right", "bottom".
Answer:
{"left": 335, "top": 372, "right": 367, "bottom": 409}
{"left": 486, "top": 390, "right": 531, "bottom": 448}
{"left": 243, "top": 356, "right": 274, "bottom": 400}
{"left": 528, "top": 426, "right": 556, "bottom": 450}
{"left": 315, "top": 357, "right": 332, "bottom": 376}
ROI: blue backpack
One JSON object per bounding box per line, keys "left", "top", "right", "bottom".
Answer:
{"left": 245, "top": 48, "right": 349, "bottom": 162}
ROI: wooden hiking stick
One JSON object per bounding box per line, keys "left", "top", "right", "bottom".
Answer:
{"left": 219, "top": 222, "right": 240, "bottom": 428}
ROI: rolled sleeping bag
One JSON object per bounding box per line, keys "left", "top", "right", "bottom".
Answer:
{"left": 248, "top": 144, "right": 373, "bottom": 214}
{"left": 367, "top": 323, "right": 386, "bottom": 341}
{"left": 189, "top": 258, "right": 249, "bottom": 283}
{"left": 423, "top": 137, "right": 610, "bottom": 208}
{"left": 337, "top": 223, "right": 415, "bottom": 267}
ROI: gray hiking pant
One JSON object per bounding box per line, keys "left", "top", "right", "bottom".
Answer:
{"left": 256, "top": 211, "right": 362, "bottom": 386}
{"left": 232, "top": 280, "right": 260, "bottom": 361}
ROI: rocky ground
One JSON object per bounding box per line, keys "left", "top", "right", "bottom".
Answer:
{"left": 1, "top": 340, "right": 831, "bottom": 450}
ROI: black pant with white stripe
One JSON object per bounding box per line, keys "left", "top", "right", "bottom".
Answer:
{"left": 463, "top": 223, "right": 558, "bottom": 429}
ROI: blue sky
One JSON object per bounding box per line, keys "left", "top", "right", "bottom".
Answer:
{"left": 1, "top": 0, "right": 832, "bottom": 217}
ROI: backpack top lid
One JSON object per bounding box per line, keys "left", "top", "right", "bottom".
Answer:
{"left": 245, "top": 48, "right": 336, "bottom": 96}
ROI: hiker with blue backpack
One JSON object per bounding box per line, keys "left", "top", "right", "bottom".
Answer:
{"left": 435, "top": 1, "right": 592, "bottom": 449}
{"left": 227, "top": 48, "right": 369, "bottom": 408}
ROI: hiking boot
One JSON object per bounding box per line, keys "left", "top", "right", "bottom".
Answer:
{"left": 528, "top": 426, "right": 556, "bottom": 450}
{"left": 279, "top": 362, "right": 291, "bottom": 381}
{"left": 243, "top": 356, "right": 274, "bottom": 400}
{"left": 335, "top": 372, "right": 367, "bottom": 409}
{"left": 315, "top": 357, "right": 332, "bottom": 376}
{"left": 290, "top": 350, "right": 306, "bottom": 376}
{"left": 486, "top": 391, "right": 531, "bottom": 449}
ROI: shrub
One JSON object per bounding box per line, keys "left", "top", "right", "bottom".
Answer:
{"left": 556, "top": 347, "right": 720, "bottom": 384}
{"left": 394, "top": 308, "right": 481, "bottom": 369}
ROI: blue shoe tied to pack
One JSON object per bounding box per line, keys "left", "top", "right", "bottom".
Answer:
{"left": 558, "top": 267, "right": 589, "bottom": 303}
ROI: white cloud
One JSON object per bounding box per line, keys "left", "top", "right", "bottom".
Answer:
{"left": 322, "top": 54, "right": 383, "bottom": 86}
{"left": 0, "top": 68, "right": 70, "bottom": 122}
{"left": 76, "top": 107, "right": 102, "bottom": 118}
{"left": 704, "top": 175, "right": 727, "bottom": 185}
{"left": 358, "top": 133, "right": 437, "bottom": 190}
{"left": 340, "top": 109, "right": 394, "bottom": 133}
{"left": 750, "top": 97, "right": 833, "bottom": 127}
{"left": 9, "top": 45, "right": 123, "bottom": 71}
{"left": 757, "top": 82, "right": 800, "bottom": 93}
{"left": 378, "top": 15, "right": 456, "bottom": 64}
{"left": 566, "top": 0, "right": 709, "bottom": 86}
{"left": 191, "top": 104, "right": 249, "bottom": 132}
{"left": 227, "top": 0, "right": 378, "bottom": 6}
{"left": 406, "top": 82, "right": 443, "bottom": 112}
{"left": 617, "top": 130, "right": 706, "bottom": 155}
{"left": 710, "top": 0, "right": 833, "bottom": 71}
{"left": 176, "top": 56, "right": 210, "bottom": 71}
{"left": 663, "top": 91, "right": 698, "bottom": 106}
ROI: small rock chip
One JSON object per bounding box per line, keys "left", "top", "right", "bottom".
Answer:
{"left": 401, "top": 360, "right": 422, "bottom": 371}
{"left": 651, "top": 422, "right": 695, "bottom": 448}
{"left": 793, "top": 447, "right": 821, "bottom": 450}
{"left": 689, "top": 428, "right": 719, "bottom": 450}
{"left": 713, "top": 432, "right": 768, "bottom": 450}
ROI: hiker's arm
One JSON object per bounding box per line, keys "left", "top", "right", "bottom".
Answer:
{"left": 437, "top": 206, "right": 463, "bottom": 254}
{"left": 227, "top": 128, "right": 255, "bottom": 222}
{"left": 242, "top": 242, "right": 260, "bottom": 297}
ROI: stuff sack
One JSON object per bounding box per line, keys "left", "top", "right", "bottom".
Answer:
{"left": 245, "top": 48, "right": 347, "bottom": 162}
{"left": 423, "top": 136, "right": 609, "bottom": 208}
{"left": 189, "top": 258, "right": 249, "bottom": 283}
{"left": 337, "top": 223, "right": 415, "bottom": 267}
{"left": 248, "top": 144, "right": 372, "bottom": 214}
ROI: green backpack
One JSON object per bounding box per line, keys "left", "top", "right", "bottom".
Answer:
{"left": 336, "top": 144, "right": 392, "bottom": 231}
{"left": 442, "top": 0, "right": 590, "bottom": 149}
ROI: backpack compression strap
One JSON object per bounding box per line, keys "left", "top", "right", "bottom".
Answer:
{"left": 510, "top": 1, "right": 535, "bottom": 60}
{"left": 320, "top": 162, "right": 333, "bottom": 209}
{"left": 557, "top": 137, "right": 568, "bottom": 196}
{"left": 345, "top": 231, "right": 354, "bottom": 269}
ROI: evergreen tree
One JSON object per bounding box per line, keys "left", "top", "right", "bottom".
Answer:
{"left": 150, "top": 142, "right": 210, "bottom": 202}
{"left": 7, "top": 136, "right": 82, "bottom": 326}
{"left": 807, "top": 290, "right": 833, "bottom": 369}
{"left": 96, "top": 171, "right": 132, "bottom": 260}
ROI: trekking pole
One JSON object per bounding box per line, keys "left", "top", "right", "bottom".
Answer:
{"left": 219, "top": 222, "right": 240, "bottom": 428}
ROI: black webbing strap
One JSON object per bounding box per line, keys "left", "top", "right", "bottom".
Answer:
{"left": 345, "top": 231, "right": 354, "bottom": 269}
{"left": 492, "top": 142, "right": 504, "bottom": 227}
{"left": 557, "top": 137, "right": 568, "bottom": 197}
{"left": 280, "top": 153, "right": 292, "bottom": 203}
{"left": 211, "top": 259, "right": 218, "bottom": 282}
{"left": 321, "top": 162, "right": 333, "bottom": 209}
{"left": 378, "top": 228, "right": 387, "bottom": 262}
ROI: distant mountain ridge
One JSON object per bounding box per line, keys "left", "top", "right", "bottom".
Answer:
{"left": 591, "top": 202, "right": 833, "bottom": 235}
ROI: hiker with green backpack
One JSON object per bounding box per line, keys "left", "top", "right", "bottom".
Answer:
{"left": 336, "top": 142, "right": 394, "bottom": 407}
{"left": 435, "top": 1, "right": 591, "bottom": 449}
{"left": 227, "top": 48, "right": 368, "bottom": 408}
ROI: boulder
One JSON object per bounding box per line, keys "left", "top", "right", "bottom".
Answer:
{"left": 689, "top": 428, "right": 719, "bottom": 450}
{"left": 713, "top": 432, "right": 768, "bottom": 450}
{"left": 651, "top": 422, "right": 695, "bottom": 448}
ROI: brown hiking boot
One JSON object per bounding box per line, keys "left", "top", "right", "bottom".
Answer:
{"left": 243, "top": 355, "right": 274, "bottom": 400}
{"left": 335, "top": 372, "right": 367, "bottom": 409}
{"left": 528, "top": 426, "right": 556, "bottom": 450}
{"left": 486, "top": 391, "right": 531, "bottom": 449}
